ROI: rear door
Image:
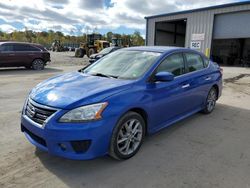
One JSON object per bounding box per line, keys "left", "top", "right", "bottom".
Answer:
{"left": 182, "top": 52, "right": 210, "bottom": 110}
{"left": 25, "top": 45, "right": 42, "bottom": 63}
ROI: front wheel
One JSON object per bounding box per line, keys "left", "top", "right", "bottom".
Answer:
{"left": 32, "top": 59, "right": 45, "bottom": 70}
{"left": 202, "top": 87, "right": 217, "bottom": 114}
{"left": 109, "top": 112, "right": 145, "bottom": 160}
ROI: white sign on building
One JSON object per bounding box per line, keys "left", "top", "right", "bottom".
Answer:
{"left": 191, "top": 33, "right": 205, "bottom": 41}
{"left": 190, "top": 41, "right": 201, "bottom": 49}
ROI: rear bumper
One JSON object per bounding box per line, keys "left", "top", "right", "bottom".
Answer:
{"left": 217, "top": 78, "right": 223, "bottom": 99}
{"left": 44, "top": 58, "right": 51, "bottom": 64}
{"left": 21, "top": 114, "right": 116, "bottom": 160}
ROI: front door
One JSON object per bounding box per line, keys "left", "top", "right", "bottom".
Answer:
{"left": 0, "top": 44, "right": 16, "bottom": 67}
{"left": 146, "top": 53, "right": 192, "bottom": 132}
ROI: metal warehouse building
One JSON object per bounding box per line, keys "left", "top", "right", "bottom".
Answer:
{"left": 145, "top": 1, "right": 250, "bottom": 66}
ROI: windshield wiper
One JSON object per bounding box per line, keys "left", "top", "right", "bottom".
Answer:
{"left": 91, "top": 73, "right": 118, "bottom": 79}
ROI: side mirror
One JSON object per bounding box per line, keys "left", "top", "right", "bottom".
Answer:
{"left": 155, "top": 72, "right": 174, "bottom": 82}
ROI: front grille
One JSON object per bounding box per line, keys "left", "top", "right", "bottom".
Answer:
{"left": 25, "top": 99, "right": 57, "bottom": 125}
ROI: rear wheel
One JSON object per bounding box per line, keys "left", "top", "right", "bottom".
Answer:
{"left": 109, "top": 112, "right": 145, "bottom": 160}
{"left": 88, "top": 48, "right": 95, "bottom": 57}
{"left": 202, "top": 87, "right": 217, "bottom": 114}
{"left": 32, "top": 59, "right": 45, "bottom": 70}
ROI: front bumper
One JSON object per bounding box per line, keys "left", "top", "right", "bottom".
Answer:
{"left": 43, "top": 53, "right": 51, "bottom": 63}
{"left": 21, "top": 113, "right": 117, "bottom": 160}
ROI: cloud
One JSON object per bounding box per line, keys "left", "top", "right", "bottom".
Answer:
{"left": 124, "top": 0, "right": 179, "bottom": 15}
{"left": 0, "top": 24, "right": 16, "bottom": 33}
{"left": 79, "top": 0, "right": 105, "bottom": 10}
{"left": 0, "top": 0, "right": 237, "bottom": 35}
{"left": 44, "top": 0, "right": 69, "bottom": 4}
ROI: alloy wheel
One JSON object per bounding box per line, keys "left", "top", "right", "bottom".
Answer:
{"left": 32, "top": 59, "right": 44, "bottom": 70}
{"left": 207, "top": 88, "right": 217, "bottom": 112}
{"left": 116, "top": 119, "right": 143, "bottom": 156}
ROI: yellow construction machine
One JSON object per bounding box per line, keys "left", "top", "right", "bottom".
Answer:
{"left": 75, "top": 34, "right": 110, "bottom": 57}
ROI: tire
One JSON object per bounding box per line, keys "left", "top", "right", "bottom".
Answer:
{"left": 79, "top": 48, "right": 84, "bottom": 58}
{"left": 82, "top": 49, "right": 86, "bottom": 57}
{"left": 32, "top": 59, "right": 45, "bottom": 70}
{"left": 88, "top": 48, "right": 95, "bottom": 57}
{"left": 202, "top": 87, "right": 217, "bottom": 114}
{"left": 109, "top": 112, "right": 145, "bottom": 160}
{"left": 75, "top": 48, "right": 80, "bottom": 57}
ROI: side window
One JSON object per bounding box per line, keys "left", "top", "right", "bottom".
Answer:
{"left": 27, "top": 45, "right": 41, "bottom": 51}
{"left": 14, "top": 44, "right": 26, "bottom": 51}
{"left": 13, "top": 44, "right": 40, "bottom": 52}
{"left": 185, "top": 53, "right": 204, "bottom": 72}
{"left": 203, "top": 57, "right": 210, "bottom": 67}
{"left": 0, "top": 44, "right": 14, "bottom": 51}
{"left": 156, "top": 53, "right": 185, "bottom": 76}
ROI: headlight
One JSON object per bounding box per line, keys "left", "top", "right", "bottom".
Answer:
{"left": 59, "top": 102, "right": 108, "bottom": 123}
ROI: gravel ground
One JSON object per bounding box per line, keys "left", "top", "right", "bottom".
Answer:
{"left": 0, "top": 53, "right": 250, "bottom": 188}
{"left": 49, "top": 51, "right": 89, "bottom": 67}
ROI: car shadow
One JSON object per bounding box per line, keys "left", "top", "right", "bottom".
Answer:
{"left": 0, "top": 67, "right": 63, "bottom": 76}
{"left": 35, "top": 103, "right": 250, "bottom": 187}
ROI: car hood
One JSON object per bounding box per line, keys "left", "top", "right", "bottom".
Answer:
{"left": 30, "top": 72, "right": 133, "bottom": 109}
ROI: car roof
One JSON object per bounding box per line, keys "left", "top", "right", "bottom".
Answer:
{"left": 125, "top": 46, "right": 208, "bottom": 56}
{"left": 125, "top": 46, "right": 185, "bottom": 53}
{"left": 0, "top": 41, "right": 41, "bottom": 46}
{"left": 123, "top": 46, "right": 208, "bottom": 58}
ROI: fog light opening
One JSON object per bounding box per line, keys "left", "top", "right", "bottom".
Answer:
{"left": 58, "top": 143, "right": 67, "bottom": 151}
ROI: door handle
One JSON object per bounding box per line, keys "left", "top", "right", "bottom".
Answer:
{"left": 182, "top": 84, "right": 190, "bottom": 89}
{"left": 205, "top": 77, "right": 211, "bottom": 81}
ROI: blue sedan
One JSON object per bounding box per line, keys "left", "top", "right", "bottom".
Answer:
{"left": 21, "top": 46, "right": 222, "bottom": 160}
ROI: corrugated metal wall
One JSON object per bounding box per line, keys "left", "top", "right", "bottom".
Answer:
{"left": 146, "top": 3, "right": 250, "bottom": 55}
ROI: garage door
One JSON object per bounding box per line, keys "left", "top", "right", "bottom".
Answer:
{"left": 213, "top": 11, "right": 250, "bottom": 39}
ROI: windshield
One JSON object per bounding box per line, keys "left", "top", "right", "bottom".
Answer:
{"left": 84, "top": 50, "right": 161, "bottom": 79}
{"left": 99, "top": 47, "right": 113, "bottom": 54}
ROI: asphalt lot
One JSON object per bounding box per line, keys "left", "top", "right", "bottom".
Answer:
{"left": 0, "top": 52, "right": 250, "bottom": 188}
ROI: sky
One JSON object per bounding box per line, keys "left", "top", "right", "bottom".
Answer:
{"left": 0, "top": 0, "right": 247, "bottom": 38}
